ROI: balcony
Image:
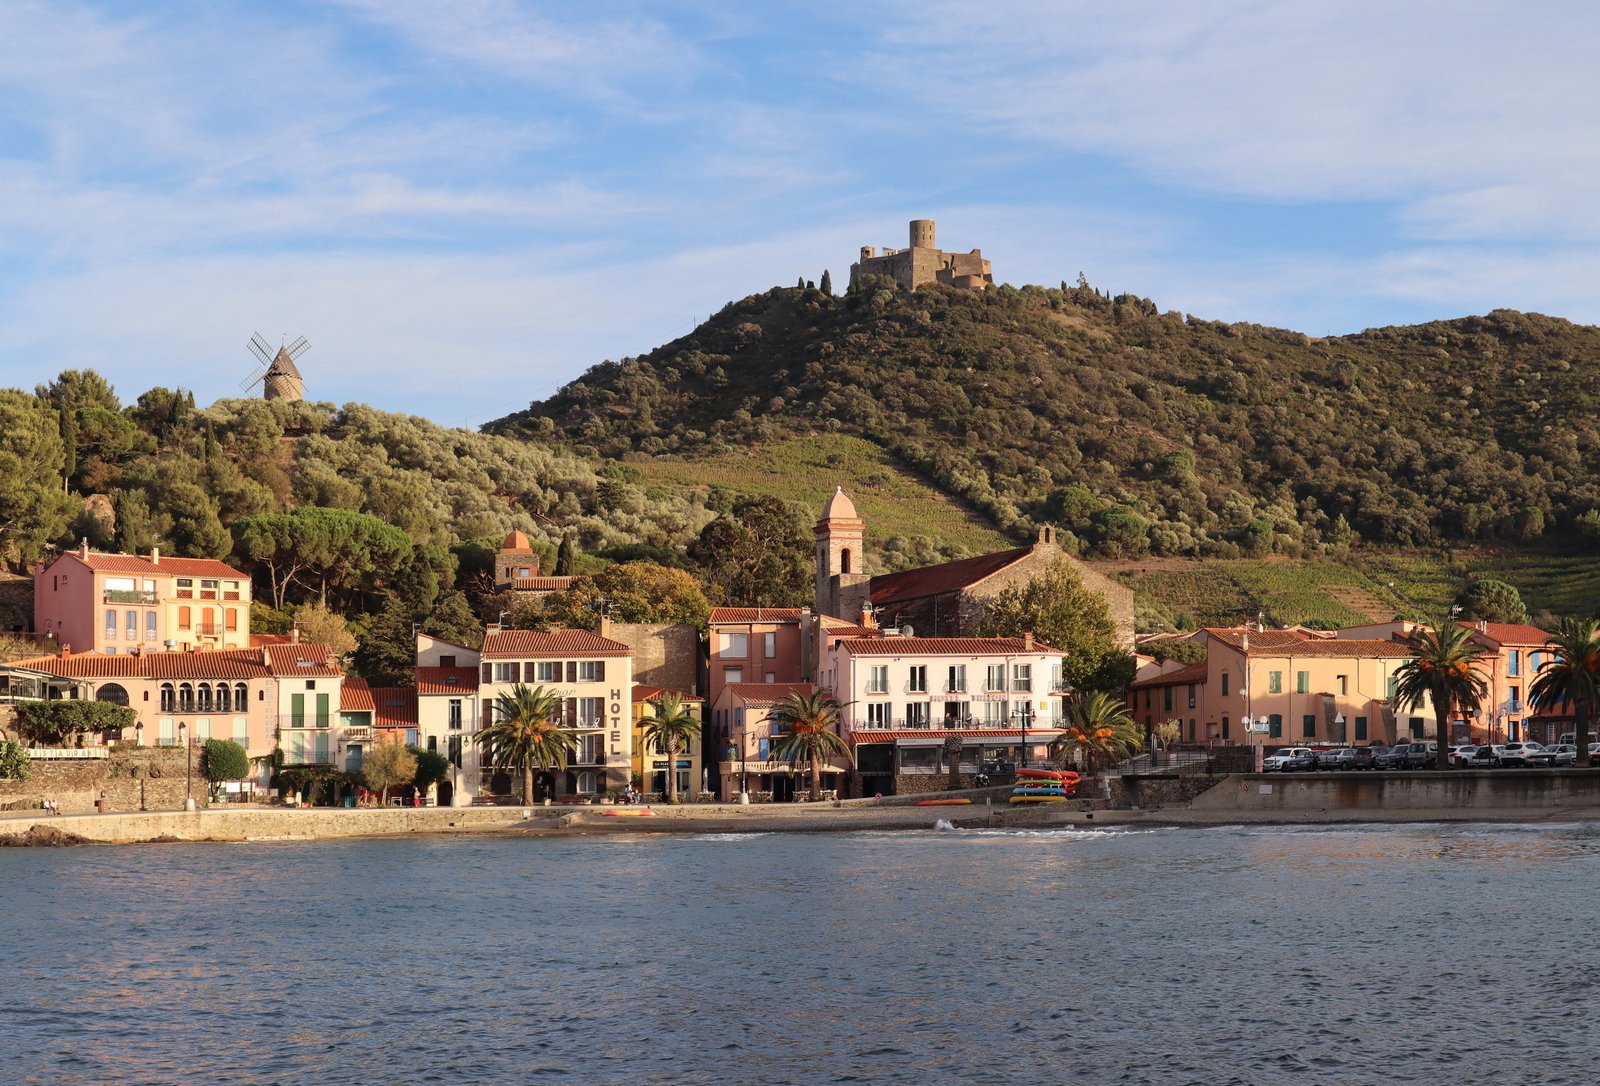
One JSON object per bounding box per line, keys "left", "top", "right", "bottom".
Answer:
{"left": 281, "top": 747, "right": 339, "bottom": 767}
{"left": 104, "top": 589, "right": 157, "bottom": 604}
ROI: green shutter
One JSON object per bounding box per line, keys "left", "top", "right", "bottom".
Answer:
{"left": 1269, "top": 714, "right": 1282, "bottom": 738}
{"left": 1268, "top": 671, "right": 1282, "bottom": 694}
{"left": 291, "top": 692, "right": 305, "bottom": 727}
{"left": 1355, "top": 716, "right": 1368, "bottom": 741}
{"left": 1302, "top": 714, "right": 1316, "bottom": 737}
{"left": 316, "top": 693, "right": 330, "bottom": 727}
{"left": 1296, "top": 671, "right": 1310, "bottom": 694}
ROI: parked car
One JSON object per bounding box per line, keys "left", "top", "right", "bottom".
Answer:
{"left": 1401, "top": 741, "right": 1439, "bottom": 769}
{"left": 1313, "top": 748, "right": 1347, "bottom": 770}
{"left": 1286, "top": 749, "right": 1321, "bottom": 772}
{"left": 1528, "top": 743, "right": 1577, "bottom": 767}
{"left": 1262, "top": 747, "right": 1313, "bottom": 772}
{"left": 1497, "top": 741, "right": 1545, "bottom": 767}
{"left": 1334, "top": 747, "right": 1378, "bottom": 771}
{"left": 1459, "top": 745, "right": 1498, "bottom": 769}
{"left": 1450, "top": 745, "right": 1481, "bottom": 767}
{"left": 1369, "top": 748, "right": 1408, "bottom": 774}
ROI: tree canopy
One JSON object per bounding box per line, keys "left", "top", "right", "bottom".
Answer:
{"left": 975, "top": 558, "right": 1133, "bottom": 693}
{"left": 687, "top": 496, "right": 811, "bottom": 606}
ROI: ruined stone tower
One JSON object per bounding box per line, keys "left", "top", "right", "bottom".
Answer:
{"left": 849, "top": 218, "right": 994, "bottom": 292}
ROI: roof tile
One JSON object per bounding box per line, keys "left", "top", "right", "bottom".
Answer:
{"left": 708, "top": 607, "right": 808, "bottom": 624}
{"left": 838, "top": 636, "right": 1060, "bottom": 656}
{"left": 480, "top": 628, "right": 634, "bottom": 659}
{"left": 868, "top": 547, "right": 1031, "bottom": 607}
{"left": 416, "top": 666, "right": 479, "bottom": 694}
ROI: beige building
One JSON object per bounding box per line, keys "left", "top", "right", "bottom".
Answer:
{"left": 413, "top": 633, "right": 482, "bottom": 806}
{"left": 478, "top": 627, "right": 634, "bottom": 799}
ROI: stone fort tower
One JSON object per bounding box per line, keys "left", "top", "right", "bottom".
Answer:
{"left": 850, "top": 219, "right": 993, "bottom": 292}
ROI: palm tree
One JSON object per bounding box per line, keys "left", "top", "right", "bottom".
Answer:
{"left": 769, "top": 690, "right": 852, "bottom": 801}
{"left": 473, "top": 684, "right": 575, "bottom": 804}
{"left": 1053, "top": 691, "right": 1140, "bottom": 776}
{"left": 1392, "top": 620, "right": 1489, "bottom": 769}
{"left": 637, "top": 692, "right": 701, "bottom": 804}
{"left": 1529, "top": 617, "right": 1600, "bottom": 767}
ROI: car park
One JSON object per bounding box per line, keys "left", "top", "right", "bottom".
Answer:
{"left": 1401, "top": 741, "right": 1439, "bottom": 768}
{"left": 1528, "top": 743, "right": 1577, "bottom": 767}
{"left": 1262, "top": 747, "right": 1312, "bottom": 772}
{"left": 1334, "top": 747, "right": 1378, "bottom": 770}
{"left": 1496, "top": 741, "right": 1545, "bottom": 767}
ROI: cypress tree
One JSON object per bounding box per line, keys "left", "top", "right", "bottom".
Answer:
{"left": 554, "top": 531, "right": 577, "bottom": 576}
{"left": 820, "top": 269, "right": 832, "bottom": 296}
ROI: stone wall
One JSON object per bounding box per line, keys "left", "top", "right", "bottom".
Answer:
{"left": 0, "top": 804, "right": 527, "bottom": 844}
{"left": 956, "top": 541, "right": 1135, "bottom": 648}
{"left": 606, "top": 622, "right": 700, "bottom": 695}
{"left": 1191, "top": 770, "right": 1600, "bottom": 812}
{"left": 0, "top": 747, "right": 203, "bottom": 814}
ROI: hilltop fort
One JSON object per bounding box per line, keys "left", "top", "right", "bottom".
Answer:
{"left": 849, "top": 218, "right": 993, "bottom": 291}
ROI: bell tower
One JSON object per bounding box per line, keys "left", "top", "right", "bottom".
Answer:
{"left": 815, "top": 487, "right": 866, "bottom": 618}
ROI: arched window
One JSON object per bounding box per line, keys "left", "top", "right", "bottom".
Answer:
{"left": 216, "top": 684, "right": 231, "bottom": 713}
{"left": 235, "top": 683, "right": 249, "bottom": 708}
{"left": 840, "top": 548, "right": 852, "bottom": 574}
{"left": 96, "top": 683, "right": 129, "bottom": 707}
{"left": 160, "top": 683, "right": 175, "bottom": 713}
{"left": 197, "top": 683, "right": 212, "bottom": 711}
{"left": 576, "top": 771, "right": 597, "bottom": 794}
{"left": 178, "top": 683, "right": 195, "bottom": 712}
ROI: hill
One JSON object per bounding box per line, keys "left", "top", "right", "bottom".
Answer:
{"left": 488, "top": 279, "right": 1600, "bottom": 566}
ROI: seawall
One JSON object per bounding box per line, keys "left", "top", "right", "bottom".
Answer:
{"left": 0, "top": 805, "right": 533, "bottom": 844}
{"left": 1189, "top": 770, "right": 1600, "bottom": 813}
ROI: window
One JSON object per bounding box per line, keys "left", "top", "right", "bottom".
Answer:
{"left": 1221, "top": 672, "right": 1230, "bottom": 697}
{"left": 943, "top": 702, "right": 970, "bottom": 725}
{"left": 1222, "top": 716, "right": 1230, "bottom": 740}
{"left": 1509, "top": 685, "right": 1521, "bottom": 710}
{"left": 1012, "top": 664, "right": 1032, "bottom": 692}
{"left": 105, "top": 609, "right": 116, "bottom": 639}
{"left": 216, "top": 684, "right": 232, "bottom": 713}
{"left": 145, "top": 611, "right": 157, "bottom": 641}
{"left": 1296, "top": 671, "right": 1310, "bottom": 694}
{"left": 907, "top": 665, "right": 928, "bottom": 693}
{"left": 719, "top": 632, "right": 749, "bottom": 658}
{"left": 1508, "top": 650, "right": 1521, "bottom": 677}
{"left": 179, "top": 683, "right": 195, "bottom": 712}
{"left": 1188, "top": 683, "right": 1197, "bottom": 710}
{"left": 1189, "top": 719, "right": 1196, "bottom": 740}
{"left": 576, "top": 661, "right": 601, "bottom": 682}
{"left": 764, "top": 632, "right": 777, "bottom": 659}
{"left": 1163, "top": 686, "right": 1173, "bottom": 712}
{"left": 1337, "top": 675, "right": 1348, "bottom": 696}
{"left": 176, "top": 577, "right": 193, "bottom": 597}
{"left": 986, "top": 664, "right": 1006, "bottom": 692}
{"left": 235, "top": 683, "right": 248, "bottom": 708}
{"left": 1355, "top": 716, "right": 1368, "bottom": 741}
{"left": 226, "top": 609, "right": 238, "bottom": 632}
{"left": 1269, "top": 713, "right": 1282, "bottom": 738}
{"left": 1387, "top": 675, "right": 1398, "bottom": 700}
{"left": 448, "top": 699, "right": 463, "bottom": 729}
{"left": 179, "top": 606, "right": 192, "bottom": 630}
{"left": 197, "top": 683, "right": 213, "bottom": 712}
{"left": 576, "top": 771, "right": 598, "bottom": 794}
{"left": 1409, "top": 717, "right": 1425, "bottom": 738}
{"left": 1531, "top": 652, "right": 1543, "bottom": 672}
{"left": 906, "top": 702, "right": 930, "bottom": 727}
{"left": 947, "top": 665, "right": 966, "bottom": 693}
{"left": 125, "top": 610, "right": 137, "bottom": 638}
{"left": 764, "top": 672, "right": 775, "bottom": 683}
{"left": 866, "top": 702, "right": 890, "bottom": 727}
{"left": 535, "top": 661, "right": 559, "bottom": 683}
{"left": 1302, "top": 714, "right": 1316, "bottom": 738}
{"left": 724, "top": 667, "right": 743, "bottom": 685}
{"left": 576, "top": 697, "right": 604, "bottom": 727}
{"left": 840, "top": 547, "right": 852, "bottom": 574}
{"left": 494, "top": 662, "right": 519, "bottom": 683}
{"left": 1268, "top": 671, "right": 1282, "bottom": 694}
{"left": 448, "top": 736, "right": 463, "bottom": 769}
{"left": 867, "top": 666, "right": 888, "bottom": 694}
{"left": 574, "top": 735, "right": 604, "bottom": 764}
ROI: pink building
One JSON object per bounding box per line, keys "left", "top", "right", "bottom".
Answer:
{"left": 713, "top": 681, "right": 839, "bottom": 802}
{"left": 705, "top": 606, "right": 812, "bottom": 722}
{"left": 34, "top": 544, "right": 252, "bottom": 655}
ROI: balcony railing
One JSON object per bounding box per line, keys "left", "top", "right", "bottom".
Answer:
{"left": 852, "top": 717, "right": 1039, "bottom": 731}
{"left": 104, "top": 589, "right": 158, "bottom": 604}
{"left": 281, "top": 748, "right": 339, "bottom": 767}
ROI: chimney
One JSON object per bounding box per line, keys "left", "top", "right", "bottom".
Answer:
{"left": 150, "top": 546, "right": 160, "bottom": 565}
{"left": 79, "top": 539, "right": 89, "bottom": 560}
{"left": 1478, "top": 619, "right": 1488, "bottom": 633}
{"left": 289, "top": 626, "right": 300, "bottom": 644}
{"left": 61, "top": 644, "right": 72, "bottom": 658}
{"left": 598, "top": 615, "right": 613, "bottom": 639}
{"left": 1035, "top": 525, "right": 1056, "bottom": 548}
{"left": 859, "top": 603, "right": 877, "bottom": 630}
{"left": 1023, "top": 631, "right": 1034, "bottom": 651}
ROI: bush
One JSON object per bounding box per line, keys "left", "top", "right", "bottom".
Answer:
{"left": 201, "top": 739, "right": 250, "bottom": 794}
{"left": 12, "top": 701, "right": 136, "bottom": 745}
{"left": 409, "top": 744, "right": 450, "bottom": 791}
{"left": 0, "top": 739, "right": 30, "bottom": 781}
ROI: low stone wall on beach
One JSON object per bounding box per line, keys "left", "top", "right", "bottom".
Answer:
{"left": 0, "top": 747, "right": 200, "bottom": 815}
{"left": 1192, "top": 769, "right": 1600, "bottom": 812}
{"left": 0, "top": 805, "right": 532, "bottom": 844}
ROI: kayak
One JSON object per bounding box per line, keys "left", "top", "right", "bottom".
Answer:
{"left": 1010, "top": 794, "right": 1073, "bottom": 804}
{"left": 600, "top": 809, "right": 656, "bottom": 817}
{"left": 1017, "top": 768, "right": 1078, "bottom": 781}
{"left": 916, "top": 798, "right": 974, "bottom": 806}
{"left": 1012, "top": 787, "right": 1073, "bottom": 796}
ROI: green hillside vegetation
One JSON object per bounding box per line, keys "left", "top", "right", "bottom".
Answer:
{"left": 491, "top": 279, "right": 1600, "bottom": 563}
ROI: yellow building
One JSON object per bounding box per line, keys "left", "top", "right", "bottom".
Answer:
{"left": 631, "top": 685, "right": 705, "bottom": 800}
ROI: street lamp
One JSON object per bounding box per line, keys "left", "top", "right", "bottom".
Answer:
{"left": 179, "top": 721, "right": 194, "bottom": 812}
{"left": 1012, "top": 703, "right": 1034, "bottom": 770}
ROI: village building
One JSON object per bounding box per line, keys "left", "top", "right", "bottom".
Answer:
{"left": 705, "top": 606, "right": 812, "bottom": 720}
{"left": 712, "top": 682, "right": 839, "bottom": 802}
{"left": 631, "top": 684, "right": 705, "bottom": 800}
{"left": 411, "top": 632, "right": 481, "bottom": 806}
{"left": 33, "top": 544, "right": 253, "bottom": 654}
{"left": 477, "top": 627, "right": 634, "bottom": 800}
{"left": 492, "top": 530, "right": 574, "bottom": 596}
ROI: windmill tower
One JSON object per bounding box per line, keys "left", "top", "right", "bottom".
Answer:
{"left": 243, "top": 333, "right": 309, "bottom": 402}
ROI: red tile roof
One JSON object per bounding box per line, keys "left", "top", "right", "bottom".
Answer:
{"left": 510, "top": 576, "right": 575, "bottom": 592}
{"left": 7, "top": 653, "right": 142, "bottom": 677}
{"left": 868, "top": 547, "right": 1031, "bottom": 607}
{"left": 416, "top": 666, "right": 479, "bottom": 695}
{"left": 7, "top": 648, "right": 274, "bottom": 680}
{"left": 838, "top": 636, "right": 1060, "bottom": 656}
{"left": 1204, "top": 628, "right": 1315, "bottom": 652}
{"left": 724, "top": 682, "right": 815, "bottom": 707}
{"left": 709, "top": 607, "right": 808, "bottom": 624}
{"left": 1460, "top": 621, "right": 1552, "bottom": 646}
{"left": 341, "top": 677, "right": 375, "bottom": 712}
{"left": 632, "top": 684, "right": 704, "bottom": 705}
{"left": 847, "top": 727, "right": 1064, "bottom": 745}
{"left": 264, "top": 643, "right": 343, "bottom": 676}
{"left": 1130, "top": 661, "right": 1209, "bottom": 688}
{"left": 480, "top": 628, "right": 633, "bottom": 658}
{"left": 823, "top": 625, "right": 884, "bottom": 640}
{"left": 368, "top": 686, "right": 418, "bottom": 727}
{"left": 61, "top": 551, "right": 249, "bottom": 580}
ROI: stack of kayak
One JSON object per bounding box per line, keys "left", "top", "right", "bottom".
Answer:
{"left": 1009, "top": 767, "right": 1080, "bottom": 804}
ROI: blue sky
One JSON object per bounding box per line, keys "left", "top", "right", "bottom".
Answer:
{"left": 1, "top": 1, "right": 1597, "bottom": 426}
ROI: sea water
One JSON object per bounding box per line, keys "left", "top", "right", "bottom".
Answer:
{"left": 4, "top": 822, "right": 1599, "bottom": 1085}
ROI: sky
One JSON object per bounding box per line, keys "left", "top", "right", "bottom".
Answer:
{"left": 1, "top": 1, "right": 1597, "bottom": 427}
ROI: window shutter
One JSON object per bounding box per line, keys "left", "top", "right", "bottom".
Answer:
{"left": 482, "top": 703, "right": 493, "bottom": 726}
{"left": 566, "top": 698, "right": 578, "bottom": 725}
{"left": 595, "top": 660, "right": 605, "bottom": 683}
{"left": 482, "top": 663, "right": 492, "bottom": 682}
{"left": 510, "top": 662, "right": 522, "bottom": 683}
{"left": 567, "top": 661, "right": 577, "bottom": 683}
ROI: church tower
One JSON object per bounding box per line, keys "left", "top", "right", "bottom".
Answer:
{"left": 815, "top": 487, "right": 869, "bottom": 619}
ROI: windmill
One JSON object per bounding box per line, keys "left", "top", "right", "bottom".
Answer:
{"left": 243, "top": 333, "right": 309, "bottom": 402}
